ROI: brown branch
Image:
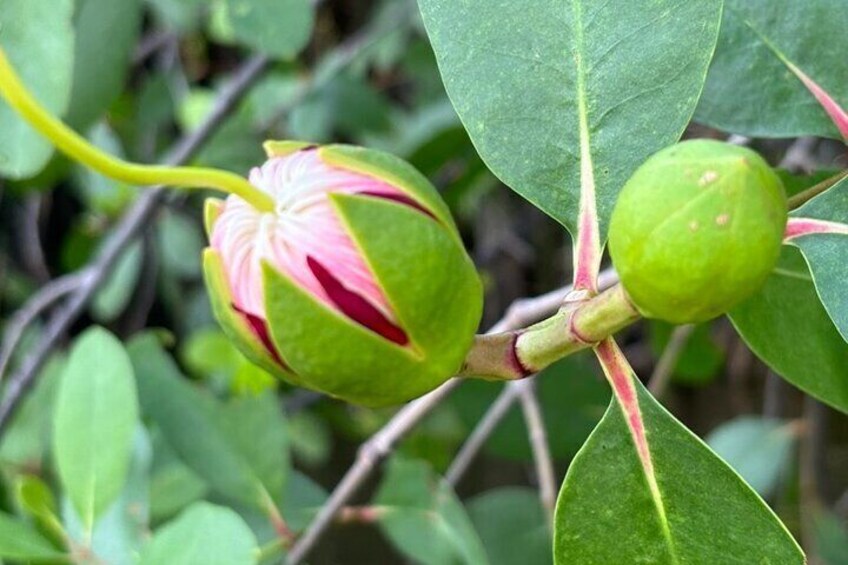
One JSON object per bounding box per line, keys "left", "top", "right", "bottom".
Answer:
{"left": 516, "top": 378, "right": 557, "bottom": 525}
{"left": 0, "top": 54, "right": 271, "bottom": 434}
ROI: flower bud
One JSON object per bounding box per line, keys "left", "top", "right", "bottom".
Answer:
{"left": 203, "top": 142, "right": 482, "bottom": 406}
{"left": 608, "top": 140, "right": 787, "bottom": 324}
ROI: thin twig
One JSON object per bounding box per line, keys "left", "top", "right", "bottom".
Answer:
{"left": 445, "top": 385, "right": 519, "bottom": 486}
{"left": 0, "top": 272, "right": 90, "bottom": 383}
{"left": 516, "top": 378, "right": 557, "bottom": 525}
{"left": 647, "top": 324, "right": 695, "bottom": 398}
{"left": 0, "top": 55, "right": 271, "bottom": 434}
{"left": 286, "top": 268, "right": 620, "bottom": 564}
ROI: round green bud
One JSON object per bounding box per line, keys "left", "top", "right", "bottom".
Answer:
{"left": 608, "top": 139, "right": 787, "bottom": 324}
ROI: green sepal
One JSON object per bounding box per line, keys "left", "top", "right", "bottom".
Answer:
{"left": 319, "top": 144, "right": 459, "bottom": 238}
{"left": 263, "top": 140, "right": 316, "bottom": 158}
{"left": 202, "top": 249, "right": 303, "bottom": 386}
{"left": 263, "top": 195, "right": 482, "bottom": 406}
{"left": 204, "top": 197, "right": 224, "bottom": 239}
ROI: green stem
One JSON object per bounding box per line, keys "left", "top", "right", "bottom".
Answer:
{"left": 0, "top": 48, "right": 275, "bottom": 213}
{"left": 461, "top": 284, "right": 641, "bottom": 380}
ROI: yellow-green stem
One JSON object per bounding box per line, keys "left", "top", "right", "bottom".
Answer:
{"left": 0, "top": 48, "right": 275, "bottom": 213}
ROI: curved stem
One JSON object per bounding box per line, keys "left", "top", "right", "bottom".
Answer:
{"left": 0, "top": 48, "right": 275, "bottom": 213}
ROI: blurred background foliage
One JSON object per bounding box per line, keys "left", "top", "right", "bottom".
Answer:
{"left": 0, "top": 0, "right": 846, "bottom": 563}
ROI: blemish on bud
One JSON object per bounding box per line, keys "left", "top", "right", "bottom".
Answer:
{"left": 689, "top": 220, "right": 699, "bottom": 232}
{"left": 698, "top": 170, "right": 718, "bottom": 186}
{"left": 715, "top": 213, "right": 730, "bottom": 227}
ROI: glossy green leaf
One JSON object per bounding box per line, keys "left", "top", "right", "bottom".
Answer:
{"left": 730, "top": 247, "right": 848, "bottom": 413}
{"left": 157, "top": 209, "right": 204, "bottom": 279}
{"left": 375, "top": 457, "right": 489, "bottom": 565}
{"left": 53, "top": 327, "right": 139, "bottom": 532}
{"left": 140, "top": 502, "right": 257, "bottom": 565}
{"left": 65, "top": 0, "right": 142, "bottom": 130}
{"left": 149, "top": 430, "right": 209, "bottom": 523}
{"left": 418, "top": 0, "right": 722, "bottom": 236}
{"left": 706, "top": 417, "right": 796, "bottom": 497}
{"left": 467, "top": 488, "right": 551, "bottom": 565}
{"left": 129, "top": 334, "right": 289, "bottom": 507}
{"left": 15, "top": 475, "right": 63, "bottom": 543}
{"left": 0, "top": 0, "right": 74, "bottom": 178}
{"left": 554, "top": 377, "right": 803, "bottom": 564}
{"left": 787, "top": 177, "right": 848, "bottom": 342}
{"left": 0, "top": 510, "right": 66, "bottom": 562}
{"left": 279, "top": 471, "right": 328, "bottom": 533}
{"left": 696, "top": 0, "right": 848, "bottom": 139}
{"left": 222, "top": 0, "right": 314, "bottom": 59}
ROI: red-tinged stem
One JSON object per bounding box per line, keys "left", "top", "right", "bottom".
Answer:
{"left": 787, "top": 62, "right": 848, "bottom": 142}
{"left": 460, "top": 284, "right": 640, "bottom": 380}
{"left": 784, "top": 217, "right": 848, "bottom": 242}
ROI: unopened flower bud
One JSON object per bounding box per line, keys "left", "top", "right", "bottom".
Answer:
{"left": 204, "top": 142, "right": 482, "bottom": 406}
{"left": 608, "top": 140, "right": 787, "bottom": 324}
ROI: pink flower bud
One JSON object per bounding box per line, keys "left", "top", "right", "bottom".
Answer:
{"left": 204, "top": 143, "right": 482, "bottom": 406}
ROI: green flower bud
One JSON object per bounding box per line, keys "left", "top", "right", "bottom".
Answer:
{"left": 608, "top": 140, "right": 787, "bottom": 324}
{"left": 203, "top": 142, "right": 483, "bottom": 406}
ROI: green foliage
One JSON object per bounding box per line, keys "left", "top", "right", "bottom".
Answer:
{"left": 554, "top": 378, "right": 803, "bottom": 564}
{"left": 731, "top": 247, "right": 848, "bottom": 413}
{"left": 697, "top": 0, "right": 848, "bottom": 139}
{"left": 787, "top": 176, "right": 848, "bottom": 341}
{"left": 0, "top": 510, "right": 66, "bottom": 562}
{"left": 221, "top": 0, "right": 314, "bottom": 59}
{"left": 53, "top": 327, "right": 139, "bottom": 532}
{"left": 375, "top": 457, "right": 489, "bottom": 565}
{"left": 706, "top": 417, "right": 796, "bottom": 497}
{"left": 129, "top": 334, "right": 290, "bottom": 508}
{"left": 140, "top": 502, "right": 258, "bottom": 564}
{"left": 418, "top": 0, "right": 722, "bottom": 236}
{"left": 0, "top": 0, "right": 74, "bottom": 178}
{"left": 467, "top": 488, "right": 551, "bottom": 565}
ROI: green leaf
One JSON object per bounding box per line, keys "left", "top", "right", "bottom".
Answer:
{"left": 554, "top": 376, "right": 803, "bottom": 564}
{"left": 706, "top": 417, "right": 796, "bottom": 497}
{"left": 65, "top": 0, "right": 142, "bottom": 130}
{"left": 16, "top": 475, "right": 63, "bottom": 542}
{"left": 418, "top": 0, "right": 722, "bottom": 237}
{"left": 0, "top": 0, "right": 75, "bottom": 178}
{"left": 140, "top": 502, "right": 258, "bottom": 565}
{"left": 815, "top": 511, "right": 848, "bottom": 565}
{"left": 221, "top": 0, "right": 314, "bottom": 59}
{"left": 467, "top": 488, "right": 551, "bottom": 565}
{"left": 730, "top": 247, "right": 848, "bottom": 413}
{"left": 157, "top": 209, "right": 204, "bottom": 279}
{"left": 149, "top": 430, "right": 209, "bottom": 523}
{"left": 91, "top": 241, "right": 143, "bottom": 322}
{"left": 787, "top": 177, "right": 848, "bottom": 342}
{"left": 0, "top": 355, "right": 63, "bottom": 469}
{"left": 696, "top": 0, "right": 848, "bottom": 139}
{"left": 375, "top": 457, "right": 489, "bottom": 565}
{"left": 72, "top": 122, "right": 137, "bottom": 216}
{"left": 0, "top": 510, "right": 66, "bottom": 562}
{"left": 129, "top": 334, "right": 289, "bottom": 508}
{"left": 53, "top": 327, "right": 139, "bottom": 532}
{"left": 62, "top": 428, "right": 152, "bottom": 565}
{"left": 279, "top": 471, "right": 328, "bottom": 533}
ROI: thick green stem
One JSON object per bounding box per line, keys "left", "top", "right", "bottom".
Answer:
{"left": 460, "top": 284, "right": 641, "bottom": 380}
{"left": 787, "top": 169, "right": 848, "bottom": 210}
{"left": 0, "top": 48, "right": 275, "bottom": 213}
